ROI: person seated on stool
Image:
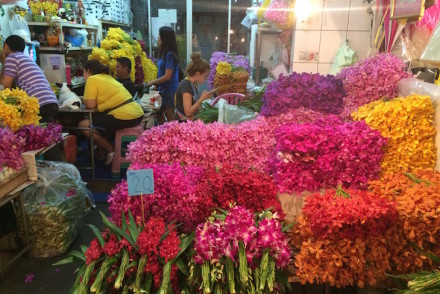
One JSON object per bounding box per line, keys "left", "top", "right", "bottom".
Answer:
{"left": 175, "top": 53, "right": 215, "bottom": 120}
{"left": 79, "top": 59, "right": 143, "bottom": 166}
{"left": 115, "top": 57, "right": 136, "bottom": 97}
{"left": 0, "top": 35, "right": 58, "bottom": 123}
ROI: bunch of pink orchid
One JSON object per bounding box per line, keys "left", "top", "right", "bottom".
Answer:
{"left": 336, "top": 53, "right": 410, "bottom": 118}
{"left": 190, "top": 205, "right": 292, "bottom": 293}
{"left": 268, "top": 116, "right": 387, "bottom": 193}
{"left": 0, "top": 127, "right": 25, "bottom": 170}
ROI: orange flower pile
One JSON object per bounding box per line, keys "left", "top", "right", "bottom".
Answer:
{"left": 369, "top": 170, "right": 440, "bottom": 272}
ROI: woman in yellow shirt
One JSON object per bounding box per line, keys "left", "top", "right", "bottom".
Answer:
{"left": 79, "top": 60, "right": 143, "bottom": 165}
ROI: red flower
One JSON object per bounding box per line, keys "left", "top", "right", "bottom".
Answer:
{"left": 85, "top": 238, "right": 102, "bottom": 264}
{"left": 103, "top": 234, "right": 120, "bottom": 257}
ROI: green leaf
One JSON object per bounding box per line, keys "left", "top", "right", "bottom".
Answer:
{"left": 88, "top": 224, "right": 106, "bottom": 247}
{"left": 175, "top": 257, "right": 190, "bottom": 277}
{"left": 128, "top": 210, "right": 140, "bottom": 242}
{"left": 408, "top": 241, "right": 440, "bottom": 264}
{"left": 53, "top": 256, "right": 76, "bottom": 266}
{"left": 69, "top": 250, "right": 86, "bottom": 262}
{"left": 80, "top": 245, "right": 88, "bottom": 255}
{"left": 100, "top": 211, "right": 136, "bottom": 248}
{"left": 276, "top": 269, "right": 292, "bottom": 291}
{"left": 281, "top": 221, "right": 296, "bottom": 232}
{"left": 121, "top": 210, "right": 128, "bottom": 232}
{"left": 173, "top": 232, "right": 194, "bottom": 262}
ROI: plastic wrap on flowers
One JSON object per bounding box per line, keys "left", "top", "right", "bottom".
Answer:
{"left": 127, "top": 109, "right": 325, "bottom": 173}
{"left": 268, "top": 116, "right": 387, "bottom": 193}
{"left": 197, "top": 165, "right": 283, "bottom": 217}
{"left": 189, "top": 206, "right": 292, "bottom": 293}
{"left": 302, "top": 187, "right": 397, "bottom": 241}
{"left": 108, "top": 163, "right": 212, "bottom": 233}
{"left": 369, "top": 170, "right": 440, "bottom": 273}
{"left": 352, "top": 94, "right": 436, "bottom": 175}
{"left": 208, "top": 52, "right": 250, "bottom": 89}
{"left": 292, "top": 216, "right": 397, "bottom": 288}
{"left": 336, "top": 53, "right": 410, "bottom": 118}
{"left": 260, "top": 72, "right": 345, "bottom": 116}
{"left": 89, "top": 28, "right": 157, "bottom": 83}
{"left": 0, "top": 88, "right": 40, "bottom": 131}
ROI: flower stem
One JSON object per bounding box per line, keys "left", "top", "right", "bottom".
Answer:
{"left": 159, "top": 261, "right": 172, "bottom": 294}
{"left": 133, "top": 255, "right": 148, "bottom": 293}
{"left": 335, "top": 184, "right": 350, "bottom": 198}
{"left": 238, "top": 242, "right": 248, "bottom": 285}
{"left": 259, "top": 249, "right": 270, "bottom": 291}
{"left": 266, "top": 258, "right": 276, "bottom": 291}
{"left": 78, "top": 261, "right": 96, "bottom": 294}
{"left": 202, "top": 261, "right": 211, "bottom": 294}
{"left": 90, "top": 256, "right": 117, "bottom": 293}
{"left": 144, "top": 272, "right": 152, "bottom": 294}
{"left": 114, "top": 249, "right": 130, "bottom": 289}
{"left": 225, "top": 257, "right": 236, "bottom": 294}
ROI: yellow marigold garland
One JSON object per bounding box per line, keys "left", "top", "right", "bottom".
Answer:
{"left": 0, "top": 88, "right": 40, "bottom": 131}
{"left": 351, "top": 94, "right": 436, "bottom": 175}
{"left": 216, "top": 61, "right": 232, "bottom": 75}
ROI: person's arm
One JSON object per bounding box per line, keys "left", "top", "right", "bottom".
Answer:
{"left": 183, "top": 90, "right": 214, "bottom": 117}
{"left": 1, "top": 54, "right": 17, "bottom": 89}
{"left": 146, "top": 68, "right": 173, "bottom": 87}
{"left": 0, "top": 74, "right": 13, "bottom": 88}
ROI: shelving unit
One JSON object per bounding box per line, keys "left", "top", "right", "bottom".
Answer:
{"left": 254, "top": 26, "right": 283, "bottom": 86}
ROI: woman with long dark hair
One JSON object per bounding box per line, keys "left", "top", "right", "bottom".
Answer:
{"left": 146, "top": 26, "right": 180, "bottom": 124}
{"left": 79, "top": 59, "right": 143, "bottom": 165}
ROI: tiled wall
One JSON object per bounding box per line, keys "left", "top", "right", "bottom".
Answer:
{"left": 292, "top": 0, "right": 372, "bottom": 75}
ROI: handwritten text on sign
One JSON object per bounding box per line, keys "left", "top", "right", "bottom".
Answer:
{"left": 127, "top": 169, "right": 154, "bottom": 196}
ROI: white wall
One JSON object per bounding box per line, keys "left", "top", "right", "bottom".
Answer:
{"left": 292, "top": 0, "right": 372, "bottom": 75}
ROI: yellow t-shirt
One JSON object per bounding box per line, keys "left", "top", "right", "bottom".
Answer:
{"left": 83, "top": 74, "right": 143, "bottom": 120}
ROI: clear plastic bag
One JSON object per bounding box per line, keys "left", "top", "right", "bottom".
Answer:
{"left": 421, "top": 21, "right": 440, "bottom": 64}
{"left": 397, "top": 78, "right": 440, "bottom": 171}
{"left": 217, "top": 99, "right": 257, "bottom": 124}
{"left": 9, "top": 14, "right": 32, "bottom": 43}
{"left": 19, "top": 161, "right": 87, "bottom": 257}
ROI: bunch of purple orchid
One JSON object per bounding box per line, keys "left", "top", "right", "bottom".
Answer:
{"left": 207, "top": 52, "right": 251, "bottom": 88}
{"left": 190, "top": 205, "right": 292, "bottom": 293}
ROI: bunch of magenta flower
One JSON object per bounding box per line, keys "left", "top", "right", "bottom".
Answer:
{"left": 188, "top": 205, "right": 292, "bottom": 294}
{"left": 55, "top": 211, "right": 193, "bottom": 294}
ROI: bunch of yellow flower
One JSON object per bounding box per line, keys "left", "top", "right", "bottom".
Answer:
{"left": 216, "top": 61, "right": 232, "bottom": 75}
{"left": 0, "top": 88, "right": 40, "bottom": 131}
{"left": 257, "top": 0, "right": 271, "bottom": 19}
{"left": 352, "top": 94, "right": 436, "bottom": 175}
{"left": 41, "top": 1, "right": 58, "bottom": 15}
{"left": 89, "top": 28, "right": 157, "bottom": 84}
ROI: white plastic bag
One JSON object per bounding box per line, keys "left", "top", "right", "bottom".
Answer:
{"left": 77, "top": 29, "right": 89, "bottom": 47}
{"left": 421, "top": 21, "right": 440, "bottom": 64}
{"left": 397, "top": 78, "right": 440, "bottom": 171}
{"left": 9, "top": 14, "right": 32, "bottom": 43}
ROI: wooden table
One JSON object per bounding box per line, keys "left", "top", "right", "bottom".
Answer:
{"left": 57, "top": 107, "right": 98, "bottom": 178}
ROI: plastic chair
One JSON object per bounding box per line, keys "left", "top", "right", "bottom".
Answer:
{"left": 210, "top": 93, "right": 246, "bottom": 106}
{"left": 112, "top": 126, "right": 143, "bottom": 177}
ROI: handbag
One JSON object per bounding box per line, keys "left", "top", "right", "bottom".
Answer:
{"left": 103, "top": 98, "right": 134, "bottom": 114}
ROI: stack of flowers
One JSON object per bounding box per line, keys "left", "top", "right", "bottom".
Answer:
{"left": 369, "top": 170, "right": 440, "bottom": 272}
{"left": 108, "top": 163, "right": 212, "bottom": 233}
{"left": 214, "top": 61, "right": 250, "bottom": 95}
{"left": 336, "top": 53, "right": 410, "bottom": 118}
{"left": 292, "top": 215, "right": 397, "bottom": 288}
{"left": 263, "top": 0, "right": 295, "bottom": 29}
{"left": 260, "top": 72, "right": 345, "bottom": 116}
{"left": 189, "top": 206, "right": 292, "bottom": 293}
{"left": 268, "top": 116, "right": 387, "bottom": 193}
{"left": 352, "top": 94, "right": 436, "bottom": 175}
{"left": 15, "top": 123, "right": 62, "bottom": 151}
{"left": 56, "top": 212, "right": 189, "bottom": 293}
{"left": 0, "top": 88, "right": 40, "bottom": 131}
{"left": 208, "top": 52, "right": 250, "bottom": 89}
{"left": 0, "top": 128, "right": 25, "bottom": 172}
{"left": 128, "top": 109, "right": 324, "bottom": 174}
{"left": 89, "top": 28, "right": 157, "bottom": 84}
{"left": 196, "top": 165, "right": 283, "bottom": 216}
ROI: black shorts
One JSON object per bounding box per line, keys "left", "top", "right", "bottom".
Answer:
{"left": 39, "top": 103, "right": 59, "bottom": 123}
{"left": 91, "top": 113, "right": 143, "bottom": 139}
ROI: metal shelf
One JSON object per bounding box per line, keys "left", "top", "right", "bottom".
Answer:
{"left": 39, "top": 46, "right": 93, "bottom": 52}
{"left": 100, "top": 20, "right": 132, "bottom": 28}
{"left": 27, "top": 21, "right": 99, "bottom": 30}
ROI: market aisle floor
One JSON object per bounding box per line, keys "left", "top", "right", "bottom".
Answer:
{"left": 0, "top": 203, "right": 109, "bottom": 294}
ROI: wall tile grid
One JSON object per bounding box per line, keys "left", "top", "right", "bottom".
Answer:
{"left": 292, "top": 0, "right": 372, "bottom": 75}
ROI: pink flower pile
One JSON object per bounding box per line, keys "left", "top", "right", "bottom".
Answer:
{"left": 268, "top": 116, "right": 387, "bottom": 193}
{"left": 108, "top": 163, "right": 212, "bottom": 233}
{"left": 264, "top": 0, "right": 291, "bottom": 28}
{"left": 0, "top": 127, "right": 25, "bottom": 170}
{"left": 15, "top": 123, "right": 63, "bottom": 151}
{"left": 261, "top": 72, "right": 345, "bottom": 116}
{"left": 194, "top": 206, "right": 291, "bottom": 269}
{"left": 128, "top": 108, "right": 325, "bottom": 173}
{"left": 336, "top": 53, "right": 410, "bottom": 118}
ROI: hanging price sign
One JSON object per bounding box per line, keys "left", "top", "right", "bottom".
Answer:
{"left": 127, "top": 169, "right": 154, "bottom": 196}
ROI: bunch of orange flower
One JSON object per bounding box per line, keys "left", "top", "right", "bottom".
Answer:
{"left": 369, "top": 170, "right": 440, "bottom": 272}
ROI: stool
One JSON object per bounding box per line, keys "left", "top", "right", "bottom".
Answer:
{"left": 112, "top": 126, "right": 143, "bottom": 177}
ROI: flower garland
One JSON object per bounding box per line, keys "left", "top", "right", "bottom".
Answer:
{"left": 302, "top": 187, "right": 398, "bottom": 241}
{"left": 128, "top": 108, "right": 325, "bottom": 174}
{"left": 15, "top": 123, "right": 62, "bottom": 151}
{"left": 352, "top": 94, "right": 436, "bottom": 175}
{"left": 336, "top": 53, "right": 410, "bottom": 118}
{"left": 0, "top": 128, "right": 25, "bottom": 170}
{"left": 57, "top": 213, "right": 186, "bottom": 293}
{"left": 189, "top": 206, "right": 292, "bottom": 293}
{"left": 0, "top": 88, "right": 40, "bottom": 132}
{"left": 108, "top": 163, "right": 212, "bottom": 233}
{"left": 260, "top": 72, "right": 345, "bottom": 116}
{"left": 268, "top": 116, "right": 387, "bottom": 193}
{"left": 196, "top": 165, "right": 283, "bottom": 216}
{"left": 89, "top": 28, "right": 157, "bottom": 83}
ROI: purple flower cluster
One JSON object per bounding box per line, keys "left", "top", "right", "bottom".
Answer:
{"left": 0, "top": 127, "right": 25, "bottom": 170}
{"left": 268, "top": 116, "right": 387, "bottom": 193}
{"left": 194, "top": 206, "right": 291, "bottom": 269}
{"left": 207, "top": 52, "right": 251, "bottom": 88}
{"left": 108, "top": 163, "right": 212, "bottom": 233}
{"left": 15, "top": 123, "right": 63, "bottom": 151}
{"left": 261, "top": 72, "right": 345, "bottom": 116}
{"left": 128, "top": 109, "right": 325, "bottom": 174}
{"left": 336, "top": 53, "right": 411, "bottom": 118}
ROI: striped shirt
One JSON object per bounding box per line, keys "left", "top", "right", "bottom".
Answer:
{"left": 4, "top": 52, "right": 57, "bottom": 107}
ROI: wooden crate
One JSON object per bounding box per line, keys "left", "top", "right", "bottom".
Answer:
{"left": 0, "top": 169, "right": 29, "bottom": 200}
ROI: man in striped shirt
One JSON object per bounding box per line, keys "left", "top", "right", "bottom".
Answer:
{"left": 0, "top": 35, "right": 58, "bottom": 123}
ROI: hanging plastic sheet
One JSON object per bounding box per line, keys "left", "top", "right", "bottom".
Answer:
{"left": 421, "top": 21, "right": 440, "bottom": 64}
{"left": 329, "top": 40, "right": 358, "bottom": 75}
